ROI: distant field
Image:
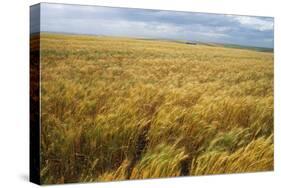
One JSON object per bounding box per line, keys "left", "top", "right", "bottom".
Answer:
{"left": 218, "top": 43, "right": 274, "bottom": 52}
{"left": 38, "top": 33, "right": 274, "bottom": 184}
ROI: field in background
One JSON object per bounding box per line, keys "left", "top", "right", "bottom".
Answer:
{"left": 38, "top": 33, "right": 273, "bottom": 184}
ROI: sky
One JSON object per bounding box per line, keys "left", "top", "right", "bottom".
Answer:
{"left": 31, "top": 3, "right": 274, "bottom": 48}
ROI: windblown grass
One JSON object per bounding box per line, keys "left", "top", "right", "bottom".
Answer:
{"left": 37, "top": 33, "right": 273, "bottom": 184}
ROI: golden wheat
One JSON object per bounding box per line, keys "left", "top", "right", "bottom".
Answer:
{"left": 37, "top": 33, "right": 273, "bottom": 184}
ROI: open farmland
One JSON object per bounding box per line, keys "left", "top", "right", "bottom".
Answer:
{"left": 38, "top": 33, "right": 274, "bottom": 184}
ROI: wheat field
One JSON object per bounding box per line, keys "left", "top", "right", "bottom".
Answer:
{"left": 38, "top": 33, "right": 273, "bottom": 184}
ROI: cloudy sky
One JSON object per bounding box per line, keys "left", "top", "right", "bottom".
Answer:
{"left": 31, "top": 3, "right": 274, "bottom": 48}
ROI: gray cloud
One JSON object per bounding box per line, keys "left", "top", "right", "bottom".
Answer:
{"left": 31, "top": 3, "right": 274, "bottom": 48}
{"left": 30, "top": 4, "right": 40, "bottom": 34}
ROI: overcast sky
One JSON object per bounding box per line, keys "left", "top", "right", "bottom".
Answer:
{"left": 31, "top": 3, "right": 274, "bottom": 48}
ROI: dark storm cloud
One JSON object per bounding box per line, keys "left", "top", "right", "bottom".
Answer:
{"left": 33, "top": 3, "right": 274, "bottom": 48}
